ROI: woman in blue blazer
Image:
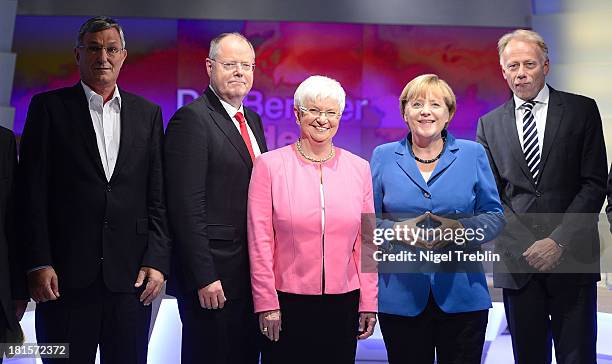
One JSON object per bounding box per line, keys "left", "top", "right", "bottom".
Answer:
{"left": 370, "top": 74, "right": 504, "bottom": 364}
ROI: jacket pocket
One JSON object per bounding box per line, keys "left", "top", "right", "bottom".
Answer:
{"left": 207, "top": 224, "right": 236, "bottom": 241}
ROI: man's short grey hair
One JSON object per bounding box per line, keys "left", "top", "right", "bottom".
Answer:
{"left": 208, "top": 32, "right": 255, "bottom": 60}
{"left": 498, "top": 29, "right": 548, "bottom": 63}
{"left": 76, "top": 16, "right": 126, "bottom": 48}
{"left": 293, "top": 75, "right": 346, "bottom": 113}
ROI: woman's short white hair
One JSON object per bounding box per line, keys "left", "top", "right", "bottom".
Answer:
{"left": 293, "top": 75, "right": 346, "bottom": 113}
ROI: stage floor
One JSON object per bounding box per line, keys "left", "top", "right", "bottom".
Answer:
{"left": 5, "top": 298, "right": 612, "bottom": 363}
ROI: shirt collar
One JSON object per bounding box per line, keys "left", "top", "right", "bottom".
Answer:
{"left": 81, "top": 81, "right": 122, "bottom": 108}
{"left": 514, "top": 84, "right": 549, "bottom": 110}
{"left": 209, "top": 85, "right": 244, "bottom": 118}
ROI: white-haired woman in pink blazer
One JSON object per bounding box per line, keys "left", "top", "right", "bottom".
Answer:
{"left": 247, "top": 75, "right": 378, "bottom": 364}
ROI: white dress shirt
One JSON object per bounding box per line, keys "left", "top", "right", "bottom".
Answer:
{"left": 209, "top": 86, "right": 262, "bottom": 158}
{"left": 81, "top": 81, "right": 121, "bottom": 181}
{"left": 514, "top": 84, "right": 549, "bottom": 154}
{"left": 420, "top": 170, "right": 432, "bottom": 182}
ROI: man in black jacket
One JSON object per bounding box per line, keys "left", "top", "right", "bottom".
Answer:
{"left": 165, "top": 33, "right": 267, "bottom": 364}
{"left": 477, "top": 29, "right": 606, "bottom": 363}
{"left": 19, "top": 17, "right": 170, "bottom": 363}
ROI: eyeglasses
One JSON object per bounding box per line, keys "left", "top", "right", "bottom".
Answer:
{"left": 299, "top": 106, "right": 341, "bottom": 119}
{"left": 209, "top": 58, "right": 255, "bottom": 72}
{"left": 77, "top": 45, "right": 124, "bottom": 57}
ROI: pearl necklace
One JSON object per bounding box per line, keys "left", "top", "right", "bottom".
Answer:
{"left": 296, "top": 139, "right": 335, "bottom": 163}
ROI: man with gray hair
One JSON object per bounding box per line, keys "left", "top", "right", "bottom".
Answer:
{"left": 19, "top": 16, "right": 170, "bottom": 363}
{"left": 477, "top": 29, "right": 606, "bottom": 363}
{"left": 165, "top": 32, "right": 267, "bottom": 364}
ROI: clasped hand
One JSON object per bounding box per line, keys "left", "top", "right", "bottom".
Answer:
{"left": 393, "top": 212, "right": 463, "bottom": 250}
{"left": 522, "top": 237, "right": 564, "bottom": 272}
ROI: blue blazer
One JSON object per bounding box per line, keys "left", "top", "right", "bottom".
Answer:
{"left": 371, "top": 132, "right": 504, "bottom": 316}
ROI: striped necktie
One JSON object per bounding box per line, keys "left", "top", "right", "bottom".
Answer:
{"left": 521, "top": 100, "right": 540, "bottom": 182}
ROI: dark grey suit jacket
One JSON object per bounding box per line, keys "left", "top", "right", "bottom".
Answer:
{"left": 164, "top": 87, "right": 268, "bottom": 300}
{"left": 19, "top": 83, "right": 171, "bottom": 293}
{"left": 477, "top": 86, "right": 607, "bottom": 289}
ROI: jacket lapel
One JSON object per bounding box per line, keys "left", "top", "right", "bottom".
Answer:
{"left": 203, "top": 87, "right": 254, "bottom": 168}
{"left": 539, "top": 86, "right": 563, "bottom": 175}
{"left": 429, "top": 132, "right": 458, "bottom": 182}
{"left": 67, "top": 83, "right": 106, "bottom": 180}
{"left": 110, "top": 89, "right": 135, "bottom": 183}
{"left": 394, "top": 138, "right": 429, "bottom": 193}
{"left": 500, "top": 98, "right": 535, "bottom": 187}
{"left": 245, "top": 108, "right": 268, "bottom": 153}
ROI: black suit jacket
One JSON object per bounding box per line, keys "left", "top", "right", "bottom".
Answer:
{"left": 0, "top": 126, "right": 22, "bottom": 331}
{"left": 477, "top": 86, "right": 607, "bottom": 289}
{"left": 18, "top": 83, "right": 171, "bottom": 293}
{"left": 164, "top": 87, "right": 268, "bottom": 300}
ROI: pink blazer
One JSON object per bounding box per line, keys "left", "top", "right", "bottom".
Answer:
{"left": 247, "top": 145, "right": 378, "bottom": 313}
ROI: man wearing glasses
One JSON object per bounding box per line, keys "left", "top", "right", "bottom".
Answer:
{"left": 19, "top": 16, "right": 170, "bottom": 363}
{"left": 477, "top": 29, "right": 605, "bottom": 363}
{"left": 165, "top": 32, "right": 267, "bottom": 364}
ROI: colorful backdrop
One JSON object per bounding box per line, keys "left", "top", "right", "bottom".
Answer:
{"left": 11, "top": 16, "right": 514, "bottom": 159}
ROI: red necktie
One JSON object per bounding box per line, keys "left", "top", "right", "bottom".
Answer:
{"left": 235, "top": 111, "right": 255, "bottom": 161}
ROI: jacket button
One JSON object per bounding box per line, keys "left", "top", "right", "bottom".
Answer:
{"left": 423, "top": 191, "right": 431, "bottom": 199}
{"left": 106, "top": 184, "right": 112, "bottom": 192}
{"left": 103, "top": 219, "right": 109, "bottom": 228}
{"left": 535, "top": 191, "right": 542, "bottom": 198}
